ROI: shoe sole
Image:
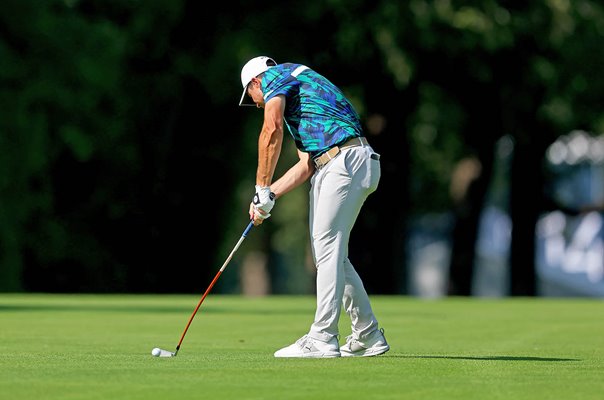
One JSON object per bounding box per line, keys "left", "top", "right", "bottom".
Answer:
{"left": 274, "top": 352, "right": 341, "bottom": 358}
{"left": 340, "top": 345, "right": 390, "bottom": 357}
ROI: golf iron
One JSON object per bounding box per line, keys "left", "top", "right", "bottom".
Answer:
{"left": 152, "top": 220, "right": 254, "bottom": 357}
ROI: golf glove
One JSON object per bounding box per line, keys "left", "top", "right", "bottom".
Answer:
{"left": 252, "top": 185, "right": 276, "bottom": 220}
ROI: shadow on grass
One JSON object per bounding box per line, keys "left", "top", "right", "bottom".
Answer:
{"left": 0, "top": 304, "right": 312, "bottom": 315}
{"left": 0, "top": 304, "right": 194, "bottom": 313}
{"left": 397, "top": 355, "right": 580, "bottom": 362}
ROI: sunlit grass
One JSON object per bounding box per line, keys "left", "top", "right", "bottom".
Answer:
{"left": 0, "top": 294, "right": 602, "bottom": 400}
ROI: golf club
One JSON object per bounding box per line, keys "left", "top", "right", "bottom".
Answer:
{"left": 151, "top": 219, "right": 254, "bottom": 357}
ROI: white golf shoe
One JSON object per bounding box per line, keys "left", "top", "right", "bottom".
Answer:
{"left": 340, "top": 328, "right": 390, "bottom": 357}
{"left": 274, "top": 334, "right": 341, "bottom": 358}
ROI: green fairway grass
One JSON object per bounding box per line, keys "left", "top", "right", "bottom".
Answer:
{"left": 0, "top": 294, "right": 602, "bottom": 400}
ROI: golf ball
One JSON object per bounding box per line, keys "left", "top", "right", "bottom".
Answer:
{"left": 151, "top": 347, "right": 161, "bottom": 357}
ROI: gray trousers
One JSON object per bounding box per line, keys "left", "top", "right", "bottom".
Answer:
{"left": 308, "top": 143, "right": 381, "bottom": 343}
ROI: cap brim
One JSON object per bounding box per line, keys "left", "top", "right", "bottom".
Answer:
{"left": 239, "top": 87, "right": 255, "bottom": 106}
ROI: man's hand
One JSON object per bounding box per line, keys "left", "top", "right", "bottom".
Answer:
{"left": 250, "top": 185, "right": 275, "bottom": 225}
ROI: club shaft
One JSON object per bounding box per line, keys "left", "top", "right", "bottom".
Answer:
{"left": 175, "top": 220, "right": 254, "bottom": 352}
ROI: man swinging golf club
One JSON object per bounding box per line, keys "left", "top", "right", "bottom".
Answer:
{"left": 240, "top": 56, "right": 390, "bottom": 358}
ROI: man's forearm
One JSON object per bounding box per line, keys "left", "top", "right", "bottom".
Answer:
{"left": 256, "top": 97, "right": 285, "bottom": 186}
{"left": 256, "top": 127, "right": 282, "bottom": 186}
{"left": 270, "top": 155, "right": 314, "bottom": 198}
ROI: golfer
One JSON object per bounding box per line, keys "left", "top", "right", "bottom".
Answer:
{"left": 239, "top": 56, "right": 389, "bottom": 358}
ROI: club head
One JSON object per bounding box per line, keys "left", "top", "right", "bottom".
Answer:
{"left": 152, "top": 348, "right": 176, "bottom": 357}
{"left": 159, "top": 349, "right": 176, "bottom": 357}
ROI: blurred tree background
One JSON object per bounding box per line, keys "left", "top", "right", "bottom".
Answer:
{"left": 0, "top": 0, "right": 602, "bottom": 295}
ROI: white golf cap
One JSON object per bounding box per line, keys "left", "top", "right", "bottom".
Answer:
{"left": 239, "top": 56, "right": 276, "bottom": 106}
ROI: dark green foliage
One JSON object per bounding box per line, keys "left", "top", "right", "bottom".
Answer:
{"left": 0, "top": 0, "right": 602, "bottom": 293}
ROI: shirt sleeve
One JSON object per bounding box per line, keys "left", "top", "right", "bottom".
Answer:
{"left": 264, "top": 73, "right": 299, "bottom": 103}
